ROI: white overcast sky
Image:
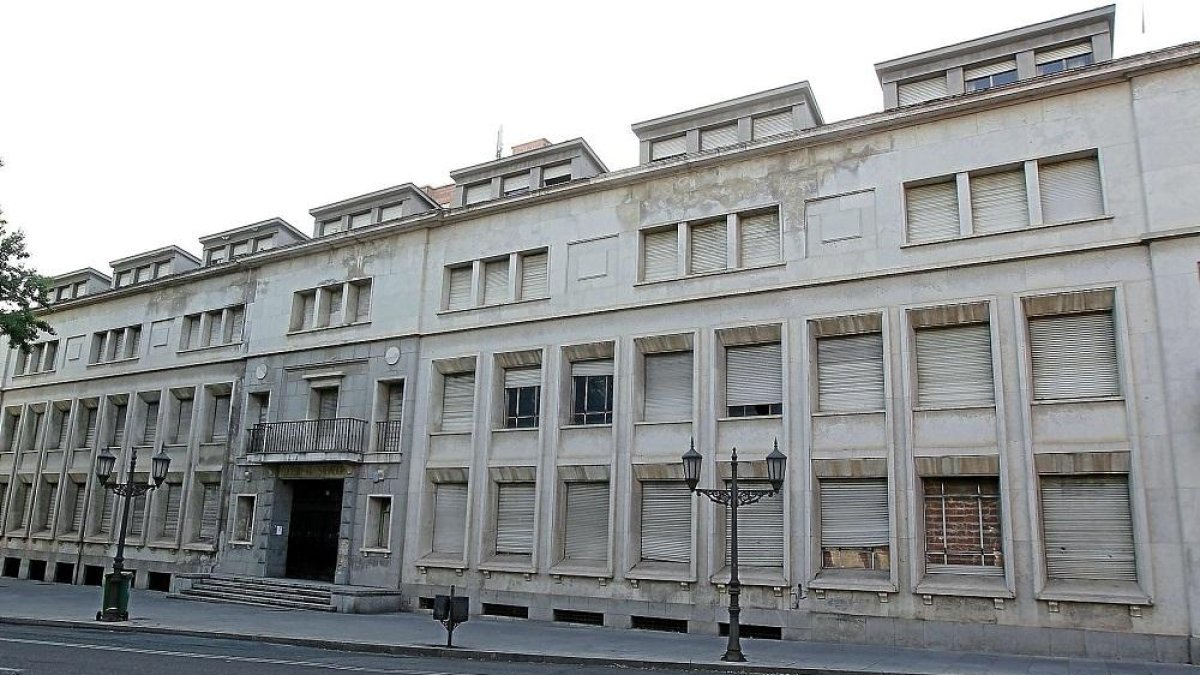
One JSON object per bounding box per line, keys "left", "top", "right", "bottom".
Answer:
{"left": 0, "top": 0, "right": 1195, "bottom": 277}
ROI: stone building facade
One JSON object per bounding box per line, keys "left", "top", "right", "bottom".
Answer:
{"left": 2, "top": 5, "right": 1199, "bottom": 664}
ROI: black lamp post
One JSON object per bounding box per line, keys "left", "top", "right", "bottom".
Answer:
{"left": 94, "top": 446, "right": 171, "bottom": 622}
{"left": 682, "top": 438, "right": 786, "bottom": 662}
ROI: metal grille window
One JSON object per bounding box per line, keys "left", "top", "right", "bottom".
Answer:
{"left": 642, "top": 351, "right": 693, "bottom": 422}
{"left": 519, "top": 251, "right": 548, "bottom": 299}
{"left": 689, "top": 220, "right": 728, "bottom": 274}
{"left": 494, "top": 482, "right": 536, "bottom": 555}
{"left": 923, "top": 478, "right": 1003, "bottom": 575}
{"left": 482, "top": 258, "right": 510, "bottom": 305}
{"left": 816, "top": 333, "right": 885, "bottom": 413}
{"left": 726, "top": 343, "right": 783, "bottom": 417}
{"left": 640, "top": 481, "right": 691, "bottom": 564}
{"left": 504, "top": 368, "right": 541, "bottom": 429}
{"left": 571, "top": 360, "right": 614, "bottom": 425}
{"left": 914, "top": 324, "right": 995, "bottom": 407}
{"left": 905, "top": 180, "right": 960, "bottom": 243}
{"left": 1029, "top": 312, "right": 1120, "bottom": 400}
{"left": 1040, "top": 475, "right": 1137, "bottom": 582}
{"left": 432, "top": 482, "right": 468, "bottom": 555}
{"left": 970, "top": 168, "right": 1029, "bottom": 233}
{"left": 739, "top": 211, "right": 781, "bottom": 267}
{"left": 724, "top": 481, "right": 784, "bottom": 567}
{"left": 441, "top": 373, "right": 476, "bottom": 433}
{"left": 642, "top": 228, "right": 679, "bottom": 281}
{"left": 563, "top": 481, "right": 609, "bottom": 563}
{"left": 820, "top": 479, "right": 890, "bottom": 570}
{"left": 1038, "top": 156, "right": 1103, "bottom": 224}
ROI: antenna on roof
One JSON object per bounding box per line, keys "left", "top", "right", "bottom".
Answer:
{"left": 495, "top": 125, "right": 504, "bottom": 160}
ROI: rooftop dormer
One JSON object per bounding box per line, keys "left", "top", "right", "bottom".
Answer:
{"left": 199, "top": 217, "right": 308, "bottom": 265}
{"left": 631, "top": 80, "right": 823, "bottom": 164}
{"left": 109, "top": 246, "right": 200, "bottom": 289}
{"left": 875, "top": 5, "right": 1115, "bottom": 109}
{"left": 47, "top": 268, "right": 112, "bottom": 303}
{"left": 309, "top": 183, "right": 440, "bottom": 238}
{"left": 449, "top": 138, "right": 607, "bottom": 208}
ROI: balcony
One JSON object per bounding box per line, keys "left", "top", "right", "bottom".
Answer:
{"left": 246, "top": 418, "right": 368, "bottom": 463}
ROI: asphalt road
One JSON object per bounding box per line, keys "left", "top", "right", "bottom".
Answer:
{"left": 0, "top": 623, "right": 719, "bottom": 675}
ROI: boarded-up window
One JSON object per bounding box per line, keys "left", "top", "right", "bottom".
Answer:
{"left": 640, "top": 481, "right": 691, "bottom": 564}
{"left": 1041, "top": 475, "right": 1136, "bottom": 582}
{"left": 1039, "top": 156, "right": 1103, "bottom": 224}
{"left": 923, "top": 478, "right": 1003, "bottom": 575}
{"left": 905, "top": 180, "right": 960, "bottom": 243}
{"left": 563, "top": 481, "right": 609, "bottom": 563}
{"left": 816, "top": 333, "right": 885, "bottom": 413}
{"left": 914, "top": 324, "right": 994, "bottom": 407}
{"left": 643, "top": 352, "right": 693, "bottom": 422}
{"left": 1029, "top": 312, "right": 1119, "bottom": 400}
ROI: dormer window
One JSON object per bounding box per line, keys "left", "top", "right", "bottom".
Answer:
{"left": 541, "top": 163, "right": 571, "bottom": 187}
{"left": 321, "top": 218, "right": 345, "bottom": 236}
{"left": 700, "top": 124, "right": 738, "bottom": 151}
{"left": 116, "top": 271, "right": 133, "bottom": 287}
{"left": 230, "top": 241, "right": 251, "bottom": 258}
{"left": 1036, "top": 43, "right": 1094, "bottom": 76}
{"left": 154, "top": 261, "right": 171, "bottom": 278}
{"left": 502, "top": 173, "right": 530, "bottom": 197}
{"left": 464, "top": 182, "right": 493, "bottom": 206}
{"left": 751, "top": 109, "right": 794, "bottom": 140}
{"left": 349, "top": 211, "right": 372, "bottom": 229}
{"left": 207, "top": 249, "right": 226, "bottom": 265}
{"left": 964, "top": 60, "right": 1018, "bottom": 92}
{"left": 379, "top": 202, "right": 405, "bottom": 221}
{"left": 650, "top": 135, "right": 686, "bottom": 161}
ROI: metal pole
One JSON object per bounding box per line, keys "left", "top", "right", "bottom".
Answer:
{"left": 723, "top": 447, "right": 745, "bottom": 662}
{"left": 111, "top": 447, "right": 137, "bottom": 575}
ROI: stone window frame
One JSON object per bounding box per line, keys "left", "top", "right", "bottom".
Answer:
{"left": 229, "top": 493, "right": 257, "bottom": 545}
{"left": 362, "top": 494, "right": 393, "bottom": 553}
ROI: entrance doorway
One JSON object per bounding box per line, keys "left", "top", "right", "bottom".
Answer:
{"left": 285, "top": 479, "right": 343, "bottom": 582}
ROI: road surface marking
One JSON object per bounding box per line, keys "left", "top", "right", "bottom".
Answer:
{"left": 0, "top": 636, "right": 464, "bottom": 675}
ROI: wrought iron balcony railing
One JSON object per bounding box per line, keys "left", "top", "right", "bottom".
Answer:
{"left": 247, "top": 418, "right": 369, "bottom": 456}
{"left": 375, "top": 420, "right": 403, "bottom": 453}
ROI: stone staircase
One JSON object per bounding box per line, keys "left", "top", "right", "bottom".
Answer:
{"left": 170, "top": 575, "right": 337, "bottom": 612}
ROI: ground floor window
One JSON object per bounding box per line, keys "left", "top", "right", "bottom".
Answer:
{"left": 820, "top": 478, "right": 889, "bottom": 571}
{"left": 923, "top": 477, "right": 1002, "bottom": 575}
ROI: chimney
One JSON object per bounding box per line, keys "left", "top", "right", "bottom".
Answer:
{"left": 423, "top": 183, "right": 455, "bottom": 207}
{"left": 511, "top": 138, "right": 552, "bottom": 155}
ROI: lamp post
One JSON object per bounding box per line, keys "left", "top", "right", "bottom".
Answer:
{"left": 682, "top": 438, "right": 786, "bottom": 663}
{"left": 94, "top": 445, "right": 171, "bottom": 622}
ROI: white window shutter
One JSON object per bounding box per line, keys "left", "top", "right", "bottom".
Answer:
{"left": 817, "top": 333, "right": 886, "bottom": 413}
{"left": 689, "top": 221, "right": 728, "bottom": 273}
{"left": 1036, "top": 42, "right": 1092, "bottom": 64}
{"left": 821, "top": 479, "right": 890, "bottom": 547}
{"left": 441, "top": 373, "right": 476, "bottom": 433}
{"left": 1029, "top": 313, "right": 1119, "bottom": 400}
{"left": 432, "top": 483, "right": 468, "bottom": 555}
{"left": 199, "top": 483, "right": 220, "bottom": 542}
{"left": 1041, "top": 476, "right": 1136, "bottom": 581}
{"left": 898, "top": 76, "right": 950, "bottom": 106}
{"left": 519, "top": 252, "right": 548, "bottom": 299}
{"left": 650, "top": 136, "right": 686, "bottom": 160}
{"left": 700, "top": 124, "right": 738, "bottom": 151}
{"left": 564, "top": 481, "right": 609, "bottom": 563}
{"left": 495, "top": 483, "right": 536, "bottom": 555}
{"left": 642, "top": 229, "right": 679, "bottom": 281}
{"left": 162, "top": 484, "right": 182, "bottom": 538}
{"left": 970, "top": 169, "right": 1029, "bottom": 234}
{"left": 752, "top": 110, "right": 793, "bottom": 139}
{"left": 483, "top": 259, "right": 509, "bottom": 305}
{"left": 965, "top": 60, "right": 1017, "bottom": 80}
{"left": 724, "top": 482, "right": 784, "bottom": 567}
{"left": 571, "top": 359, "right": 614, "bottom": 377}
{"left": 643, "top": 352, "right": 693, "bottom": 422}
{"left": 447, "top": 266, "right": 473, "bottom": 310}
{"left": 503, "top": 367, "right": 541, "bottom": 388}
{"left": 914, "top": 324, "right": 995, "bottom": 407}
{"left": 726, "top": 343, "right": 783, "bottom": 408}
{"left": 640, "top": 481, "right": 691, "bottom": 563}
{"left": 905, "top": 181, "right": 960, "bottom": 243}
{"left": 1039, "top": 157, "right": 1103, "bottom": 224}
{"left": 464, "top": 182, "right": 492, "bottom": 205}
{"left": 739, "top": 212, "right": 781, "bottom": 267}
{"left": 143, "top": 402, "right": 159, "bottom": 445}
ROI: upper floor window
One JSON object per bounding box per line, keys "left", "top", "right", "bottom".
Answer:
{"left": 541, "top": 163, "right": 571, "bottom": 187}
{"left": 751, "top": 109, "right": 794, "bottom": 140}
{"left": 439, "top": 370, "right": 476, "bottom": 433}
{"left": 89, "top": 325, "right": 142, "bottom": 364}
{"left": 320, "top": 218, "right": 345, "bottom": 236}
{"left": 813, "top": 316, "right": 885, "bottom": 414}
{"left": 182, "top": 305, "right": 245, "bottom": 350}
{"left": 1036, "top": 42, "right": 1094, "bottom": 76}
{"left": 379, "top": 202, "right": 405, "bottom": 221}
{"left": 442, "top": 249, "right": 549, "bottom": 312}
{"left": 912, "top": 306, "right": 994, "bottom": 409}
{"left": 464, "top": 182, "right": 493, "bottom": 206}
{"left": 1029, "top": 310, "right": 1119, "bottom": 401}
{"left": 290, "top": 279, "right": 372, "bottom": 332}
{"left": 725, "top": 341, "right": 783, "bottom": 418}
{"left": 700, "top": 123, "right": 738, "bottom": 151}
{"left": 503, "top": 367, "right": 541, "bottom": 429}
{"left": 897, "top": 74, "right": 950, "bottom": 107}
{"left": 642, "top": 349, "right": 693, "bottom": 423}
{"left": 230, "top": 241, "right": 251, "bottom": 258}
{"left": 115, "top": 270, "right": 134, "bottom": 287}
{"left": 649, "top": 135, "right": 686, "bottom": 161}
{"left": 15, "top": 340, "right": 58, "bottom": 376}
{"left": 571, "top": 359, "right": 614, "bottom": 425}
{"left": 207, "top": 249, "right": 226, "bottom": 265}
{"left": 502, "top": 173, "right": 530, "bottom": 197}
{"left": 640, "top": 208, "right": 781, "bottom": 282}
{"left": 964, "top": 60, "right": 1017, "bottom": 92}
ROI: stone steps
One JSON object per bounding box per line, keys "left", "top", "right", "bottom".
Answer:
{"left": 171, "top": 575, "right": 336, "bottom": 612}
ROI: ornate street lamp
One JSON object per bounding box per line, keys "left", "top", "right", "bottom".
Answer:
{"left": 682, "top": 438, "right": 786, "bottom": 663}
{"left": 95, "top": 446, "right": 171, "bottom": 622}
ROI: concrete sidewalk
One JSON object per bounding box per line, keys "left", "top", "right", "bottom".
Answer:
{"left": 0, "top": 579, "right": 1193, "bottom": 674}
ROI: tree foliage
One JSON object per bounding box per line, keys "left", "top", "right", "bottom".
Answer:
{"left": 0, "top": 158, "right": 54, "bottom": 351}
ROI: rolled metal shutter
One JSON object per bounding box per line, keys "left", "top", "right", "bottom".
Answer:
{"left": 643, "top": 352, "right": 693, "bottom": 422}
{"left": 689, "top": 221, "right": 727, "bottom": 273}
{"left": 128, "top": 494, "right": 146, "bottom": 537}
{"left": 564, "top": 481, "right": 609, "bottom": 562}
{"left": 483, "top": 259, "right": 509, "bottom": 305}
{"left": 1029, "top": 313, "right": 1119, "bottom": 400}
{"left": 739, "top": 212, "right": 780, "bottom": 267}
{"left": 817, "top": 333, "right": 885, "bottom": 413}
{"left": 447, "top": 266, "right": 473, "bottom": 310}
{"left": 112, "top": 331, "right": 126, "bottom": 360}
{"left": 0, "top": 482, "right": 6, "bottom": 529}
{"left": 700, "top": 124, "right": 738, "bottom": 151}
{"left": 504, "top": 367, "right": 541, "bottom": 388}
{"left": 727, "top": 343, "right": 783, "bottom": 408}
{"left": 328, "top": 288, "right": 344, "bottom": 316}
{"left": 211, "top": 396, "right": 231, "bottom": 442}
{"left": 502, "top": 172, "right": 530, "bottom": 195}
{"left": 162, "top": 484, "right": 181, "bottom": 538}
{"left": 206, "top": 313, "right": 222, "bottom": 346}
{"left": 441, "top": 373, "right": 476, "bottom": 432}
{"left": 642, "top": 229, "right": 678, "bottom": 281}
{"left": 379, "top": 203, "right": 404, "bottom": 221}
{"left": 898, "top": 75, "right": 949, "bottom": 106}
{"left": 964, "top": 60, "right": 1017, "bottom": 80}
{"left": 83, "top": 407, "right": 98, "bottom": 448}
{"left": 572, "top": 359, "right": 613, "bottom": 377}
{"left": 542, "top": 163, "right": 572, "bottom": 182}
{"left": 199, "top": 483, "right": 220, "bottom": 542}
{"left": 70, "top": 482, "right": 86, "bottom": 533}
{"left": 432, "top": 482, "right": 468, "bottom": 555}
{"left": 228, "top": 308, "right": 245, "bottom": 342}
{"left": 174, "top": 398, "right": 193, "bottom": 443}
{"left": 44, "top": 483, "right": 58, "bottom": 532}
{"left": 519, "top": 252, "right": 548, "bottom": 299}
{"left": 186, "top": 317, "right": 201, "bottom": 349}
{"left": 317, "top": 390, "right": 338, "bottom": 419}
{"left": 752, "top": 110, "right": 793, "bottom": 139}
{"left": 55, "top": 410, "right": 70, "bottom": 450}
{"left": 495, "top": 483, "right": 536, "bottom": 555}
{"left": 915, "top": 324, "right": 994, "bottom": 407}
{"left": 354, "top": 285, "right": 371, "bottom": 322}
{"left": 301, "top": 293, "right": 316, "bottom": 329}
{"left": 464, "top": 182, "right": 492, "bottom": 205}
{"left": 1041, "top": 476, "right": 1136, "bottom": 581}
{"left": 98, "top": 490, "right": 114, "bottom": 535}
{"left": 725, "top": 482, "right": 784, "bottom": 567}
{"left": 1036, "top": 42, "right": 1092, "bottom": 64}
{"left": 112, "top": 405, "right": 127, "bottom": 447}
{"left": 143, "top": 402, "right": 159, "bottom": 445}
{"left": 1039, "top": 157, "right": 1103, "bottom": 224}
{"left": 820, "top": 479, "right": 889, "bottom": 547}
{"left": 650, "top": 135, "right": 686, "bottom": 160}
{"left": 640, "top": 481, "right": 691, "bottom": 563}
{"left": 905, "top": 181, "right": 960, "bottom": 243}
{"left": 387, "top": 384, "right": 404, "bottom": 421}
{"left": 970, "top": 169, "right": 1029, "bottom": 233}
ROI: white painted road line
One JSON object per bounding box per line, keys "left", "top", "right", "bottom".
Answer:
{"left": 0, "top": 636, "right": 463, "bottom": 675}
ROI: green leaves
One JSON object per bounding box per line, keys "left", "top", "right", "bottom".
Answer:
{"left": 0, "top": 158, "right": 54, "bottom": 350}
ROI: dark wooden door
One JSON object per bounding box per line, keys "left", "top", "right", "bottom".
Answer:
{"left": 285, "top": 480, "right": 343, "bottom": 582}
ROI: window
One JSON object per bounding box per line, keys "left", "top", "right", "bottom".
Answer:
{"left": 446, "top": 251, "right": 548, "bottom": 310}
{"left": 494, "top": 482, "right": 536, "bottom": 556}
{"left": 964, "top": 61, "right": 1018, "bottom": 92}
{"left": 320, "top": 218, "right": 345, "bottom": 236}
{"left": 158, "top": 482, "right": 182, "bottom": 539}
{"left": 197, "top": 482, "right": 220, "bottom": 543}
{"left": 65, "top": 481, "right": 86, "bottom": 535}
{"left": 141, "top": 400, "right": 160, "bottom": 446}
{"left": 482, "top": 258, "right": 509, "bottom": 305}
{"left": 689, "top": 219, "right": 727, "bottom": 274}
{"left": 571, "top": 360, "right": 614, "bottom": 425}
{"left": 1040, "top": 475, "right": 1136, "bottom": 582}
{"left": 914, "top": 323, "right": 994, "bottom": 408}
{"left": 232, "top": 495, "right": 256, "bottom": 543}
{"left": 7, "top": 481, "right": 30, "bottom": 532}
{"left": 291, "top": 280, "right": 371, "bottom": 331}
{"left": 171, "top": 393, "right": 193, "bottom": 444}
{"left": 751, "top": 109, "right": 793, "bottom": 139}
{"left": 541, "top": 163, "right": 571, "bottom": 187}
{"left": 923, "top": 478, "right": 1003, "bottom": 575}
{"left": 348, "top": 211, "right": 372, "bottom": 229}
{"left": 1038, "top": 155, "right": 1103, "bottom": 223}
{"left": 95, "top": 487, "right": 115, "bottom": 536}
{"left": 816, "top": 331, "right": 885, "bottom": 413}
{"left": 79, "top": 405, "right": 98, "bottom": 449}
{"left": 89, "top": 325, "right": 142, "bottom": 364}
{"left": 700, "top": 124, "right": 738, "bottom": 151}
{"left": 379, "top": 383, "right": 403, "bottom": 451}
{"left": 109, "top": 402, "right": 128, "bottom": 448}
{"left": 206, "top": 249, "right": 226, "bottom": 265}
{"left": 446, "top": 265, "right": 473, "bottom": 311}
{"left": 18, "top": 341, "right": 58, "bottom": 375}
{"left": 970, "top": 167, "right": 1028, "bottom": 234}
{"left": 208, "top": 394, "right": 231, "bottom": 443}
{"left": 315, "top": 387, "right": 339, "bottom": 420}
{"left": 1036, "top": 43, "right": 1093, "bottom": 76}
{"left": 905, "top": 179, "right": 960, "bottom": 244}
{"left": 726, "top": 343, "right": 783, "bottom": 417}
{"left": 379, "top": 202, "right": 405, "bottom": 221}
{"left": 464, "top": 182, "right": 492, "bottom": 205}
{"left": 254, "top": 235, "right": 275, "bottom": 251}
{"left": 73, "top": 281, "right": 87, "bottom": 297}
{"left": 562, "top": 481, "right": 609, "bottom": 564}
{"left": 365, "top": 495, "right": 391, "bottom": 550}
{"left": 641, "top": 209, "right": 780, "bottom": 282}
{"left": 897, "top": 75, "right": 950, "bottom": 106}
{"left": 724, "top": 482, "right": 784, "bottom": 567}
{"left": 292, "top": 290, "right": 317, "bottom": 331}
{"left": 431, "top": 482, "right": 468, "bottom": 555}
{"left": 127, "top": 492, "right": 147, "bottom": 537}
{"left": 154, "top": 261, "right": 171, "bottom": 277}
{"left": 41, "top": 341, "right": 58, "bottom": 372}
{"left": 641, "top": 227, "right": 679, "bottom": 281}
{"left": 183, "top": 305, "right": 245, "bottom": 349}
{"left": 48, "top": 404, "right": 70, "bottom": 450}
{"left": 1028, "top": 311, "right": 1119, "bottom": 400}
{"left": 441, "top": 372, "right": 476, "bottom": 433}
{"left": 642, "top": 351, "right": 693, "bottom": 422}
{"left": 249, "top": 391, "right": 270, "bottom": 428}
{"left": 650, "top": 135, "right": 686, "bottom": 161}
{"left": 739, "top": 211, "right": 781, "bottom": 268}
{"left": 518, "top": 251, "right": 548, "bottom": 300}
{"left": 503, "top": 368, "right": 540, "bottom": 429}
{"left": 32, "top": 479, "right": 56, "bottom": 533}
{"left": 640, "top": 481, "right": 691, "bottom": 564}
{"left": 502, "top": 172, "right": 531, "bottom": 197}
{"left": 820, "top": 478, "right": 889, "bottom": 570}
{"left": 115, "top": 270, "right": 133, "bottom": 287}
{"left": 230, "top": 241, "right": 251, "bottom": 258}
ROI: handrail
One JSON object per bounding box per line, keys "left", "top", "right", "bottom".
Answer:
{"left": 247, "top": 418, "right": 369, "bottom": 455}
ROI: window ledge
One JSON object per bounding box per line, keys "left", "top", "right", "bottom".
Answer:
{"left": 913, "top": 404, "right": 996, "bottom": 413}
{"left": 429, "top": 430, "right": 471, "bottom": 438}
{"left": 479, "top": 557, "right": 536, "bottom": 574}
{"left": 87, "top": 357, "right": 140, "bottom": 368}
{"left": 491, "top": 426, "right": 539, "bottom": 434}
{"left": 1031, "top": 396, "right": 1124, "bottom": 406}
{"left": 811, "top": 409, "right": 885, "bottom": 418}
{"left": 560, "top": 423, "right": 614, "bottom": 431}
{"left": 634, "top": 261, "right": 786, "bottom": 287}
{"left": 809, "top": 570, "right": 896, "bottom": 593}
{"left": 710, "top": 566, "right": 787, "bottom": 588}
{"left": 360, "top": 547, "right": 391, "bottom": 557}
{"left": 415, "top": 555, "right": 468, "bottom": 571}
{"left": 915, "top": 574, "right": 1013, "bottom": 599}
{"left": 287, "top": 320, "right": 371, "bottom": 337}
{"left": 437, "top": 296, "right": 549, "bottom": 316}
{"left": 228, "top": 541, "right": 254, "bottom": 549}
{"left": 178, "top": 342, "right": 243, "bottom": 354}
{"left": 627, "top": 562, "right": 695, "bottom": 583}
{"left": 633, "top": 420, "right": 692, "bottom": 427}
{"left": 1038, "top": 579, "right": 1150, "bottom": 606}
{"left": 29, "top": 532, "right": 55, "bottom": 541}
{"left": 147, "top": 541, "right": 179, "bottom": 550}
{"left": 550, "top": 562, "right": 611, "bottom": 579}
{"left": 13, "top": 370, "right": 57, "bottom": 379}
{"left": 900, "top": 215, "right": 1115, "bottom": 249}
{"left": 182, "top": 542, "right": 217, "bottom": 553}
{"left": 717, "top": 414, "right": 784, "bottom": 422}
